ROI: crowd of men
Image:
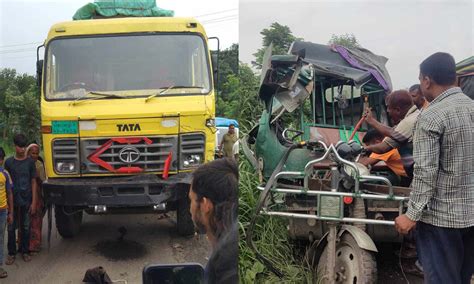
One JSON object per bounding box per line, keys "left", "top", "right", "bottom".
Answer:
{"left": 0, "top": 134, "right": 46, "bottom": 278}
{"left": 358, "top": 52, "right": 473, "bottom": 283}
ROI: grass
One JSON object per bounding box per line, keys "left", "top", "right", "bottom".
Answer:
{"left": 238, "top": 159, "right": 313, "bottom": 283}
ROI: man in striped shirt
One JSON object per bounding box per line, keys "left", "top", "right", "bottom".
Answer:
{"left": 395, "top": 52, "right": 474, "bottom": 283}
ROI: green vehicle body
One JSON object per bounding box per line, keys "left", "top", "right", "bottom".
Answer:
{"left": 249, "top": 42, "right": 390, "bottom": 180}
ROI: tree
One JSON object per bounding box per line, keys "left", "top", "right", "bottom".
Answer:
{"left": 18, "top": 87, "right": 41, "bottom": 142}
{"left": 215, "top": 44, "right": 239, "bottom": 118}
{"left": 216, "top": 43, "right": 239, "bottom": 94}
{"left": 328, "top": 33, "right": 360, "bottom": 48}
{"left": 0, "top": 68, "right": 40, "bottom": 142}
{"left": 216, "top": 62, "right": 261, "bottom": 131}
{"left": 236, "top": 64, "right": 261, "bottom": 132}
{"left": 253, "top": 23, "right": 302, "bottom": 68}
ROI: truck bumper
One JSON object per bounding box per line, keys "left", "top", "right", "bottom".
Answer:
{"left": 43, "top": 173, "right": 192, "bottom": 208}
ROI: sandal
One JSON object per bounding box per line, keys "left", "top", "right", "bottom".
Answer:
{"left": 22, "top": 253, "right": 32, "bottom": 262}
{"left": 0, "top": 267, "right": 7, "bottom": 278}
{"left": 5, "top": 255, "right": 15, "bottom": 265}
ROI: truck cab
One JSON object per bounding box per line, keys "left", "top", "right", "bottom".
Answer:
{"left": 38, "top": 11, "right": 217, "bottom": 237}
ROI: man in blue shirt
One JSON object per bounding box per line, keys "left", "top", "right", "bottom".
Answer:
{"left": 4, "top": 134, "right": 38, "bottom": 264}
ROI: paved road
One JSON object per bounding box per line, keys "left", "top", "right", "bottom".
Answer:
{"left": 3, "top": 212, "right": 209, "bottom": 284}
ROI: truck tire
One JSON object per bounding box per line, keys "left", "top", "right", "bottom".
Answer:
{"left": 316, "top": 233, "right": 377, "bottom": 283}
{"left": 54, "top": 205, "right": 83, "bottom": 238}
{"left": 177, "top": 194, "right": 195, "bottom": 236}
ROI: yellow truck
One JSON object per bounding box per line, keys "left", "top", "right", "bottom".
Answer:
{"left": 36, "top": 5, "right": 218, "bottom": 238}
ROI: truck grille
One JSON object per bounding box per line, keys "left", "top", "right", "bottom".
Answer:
{"left": 81, "top": 136, "right": 178, "bottom": 173}
{"left": 180, "top": 133, "right": 205, "bottom": 154}
{"left": 53, "top": 139, "right": 79, "bottom": 159}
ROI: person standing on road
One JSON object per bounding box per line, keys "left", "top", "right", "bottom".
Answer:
{"left": 408, "top": 84, "right": 429, "bottom": 110}
{"left": 0, "top": 147, "right": 14, "bottom": 278}
{"left": 4, "top": 134, "right": 38, "bottom": 264}
{"left": 395, "top": 52, "right": 474, "bottom": 284}
{"left": 26, "top": 143, "right": 46, "bottom": 254}
{"left": 219, "top": 124, "right": 238, "bottom": 159}
{"left": 188, "top": 158, "right": 238, "bottom": 284}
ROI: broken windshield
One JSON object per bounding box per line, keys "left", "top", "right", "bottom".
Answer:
{"left": 45, "top": 34, "right": 211, "bottom": 101}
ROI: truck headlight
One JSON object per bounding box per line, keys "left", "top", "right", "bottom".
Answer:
{"left": 55, "top": 160, "right": 77, "bottom": 173}
{"left": 183, "top": 154, "right": 202, "bottom": 168}
{"left": 179, "top": 133, "right": 205, "bottom": 170}
{"left": 53, "top": 139, "right": 79, "bottom": 174}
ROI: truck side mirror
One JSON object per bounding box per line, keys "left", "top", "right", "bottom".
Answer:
{"left": 36, "top": 60, "right": 44, "bottom": 88}
{"left": 142, "top": 263, "right": 204, "bottom": 284}
{"left": 208, "top": 37, "right": 220, "bottom": 90}
{"left": 211, "top": 51, "right": 219, "bottom": 85}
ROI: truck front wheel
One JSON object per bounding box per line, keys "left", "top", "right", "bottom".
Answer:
{"left": 177, "top": 191, "right": 195, "bottom": 236}
{"left": 55, "top": 205, "right": 83, "bottom": 238}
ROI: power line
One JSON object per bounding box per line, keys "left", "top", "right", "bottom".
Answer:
{"left": 201, "top": 15, "right": 238, "bottom": 24}
{"left": 203, "top": 19, "right": 238, "bottom": 27}
{"left": 1, "top": 55, "right": 37, "bottom": 60}
{"left": 195, "top": 9, "right": 237, "bottom": 18}
{"left": 0, "top": 48, "right": 37, "bottom": 55}
{"left": 0, "top": 42, "right": 42, "bottom": 49}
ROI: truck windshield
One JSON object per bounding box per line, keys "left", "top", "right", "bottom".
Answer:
{"left": 45, "top": 34, "right": 211, "bottom": 100}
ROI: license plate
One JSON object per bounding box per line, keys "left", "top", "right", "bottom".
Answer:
{"left": 319, "top": 195, "right": 343, "bottom": 219}
{"left": 52, "top": 120, "right": 78, "bottom": 134}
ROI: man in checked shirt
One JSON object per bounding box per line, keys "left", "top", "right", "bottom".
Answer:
{"left": 395, "top": 52, "right": 474, "bottom": 284}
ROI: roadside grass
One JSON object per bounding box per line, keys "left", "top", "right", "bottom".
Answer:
{"left": 238, "top": 159, "right": 313, "bottom": 283}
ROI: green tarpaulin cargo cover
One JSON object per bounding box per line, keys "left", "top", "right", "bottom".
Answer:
{"left": 73, "top": 0, "right": 174, "bottom": 20}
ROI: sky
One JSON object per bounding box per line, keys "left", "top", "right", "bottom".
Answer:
{"left": 0, "top": 0, "right": 238, "bottom": 75}
{"left": 240, "top": 0, "right": 473, "bottom": 89}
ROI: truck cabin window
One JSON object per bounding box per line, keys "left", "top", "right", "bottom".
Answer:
{"left": 45, "top": 34, "right": 211, "bottom": 100}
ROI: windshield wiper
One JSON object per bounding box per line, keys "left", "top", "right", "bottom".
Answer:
{"left": 145, "top": 86, "right": 205, "bottom": 102}
{"left": 70, "top": 91, "right": 125, "bottom": 106}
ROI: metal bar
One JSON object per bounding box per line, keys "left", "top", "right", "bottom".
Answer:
{"left": 262, "top": 210, "right": 396, "bottom": 226}
{"left": 360, "top": 175, "right": 393, "bottom": 195}
{"left": 327, "top": 224, "right": 337, "bottom": 283}
{"left": 312, "top": 68, "right": 316, "bottom": 124}
{"left": 351, "top": 85, "right": 354, "bottom": 125}
{"left": 321, "top": 80, "right": 326, "bottom": 125}
{"left": 257, "top": 186, "right": 408, "bottom": 201}
{"left": 331, "top": 84, "right": 336, "bottom": 126}
{"left": 274, "top": 171, "right": 305, "bottom": 180}
{"left": 363, "top": 89, "right": 384, "bottom": 95}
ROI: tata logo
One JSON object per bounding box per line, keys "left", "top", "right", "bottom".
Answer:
{"left": 118, "top": 147, "right": 141, "bottom": 163}
{"left": 117, "top": 124, "right": 141, "bottom": 132}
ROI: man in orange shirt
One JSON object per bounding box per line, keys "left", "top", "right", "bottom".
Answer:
{"left": 359, "top": 129, "right": 407, "bottom": 178}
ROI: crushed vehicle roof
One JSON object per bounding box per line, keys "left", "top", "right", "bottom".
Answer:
{"left": 289, "top": 41, "right": 392, "bottom": 91}
{"left": 258, "top": 41, "right": 393, "bottom": 114}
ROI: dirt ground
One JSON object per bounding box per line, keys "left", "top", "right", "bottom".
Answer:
{"left": 2, "top": 212, "right": 209, "bottom": 284}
